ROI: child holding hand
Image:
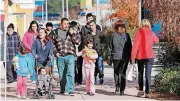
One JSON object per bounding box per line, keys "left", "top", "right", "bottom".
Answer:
{"left": 76, "top": 39, "right": 98, "bottom": 96}
{"left": 12, "top": 45, "right": 32, "bottom": 99}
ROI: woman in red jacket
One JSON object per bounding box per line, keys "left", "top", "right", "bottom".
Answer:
{"left": 131, "top": 19, "right": 159, "bottom": 98}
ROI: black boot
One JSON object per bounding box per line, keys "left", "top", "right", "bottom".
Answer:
{"left": 100, "top": 78, "right": 104, "bottom": 84}
{"left": 94, "top": 77, "right": 97, "bottom": 85}
{"left": 120, "top": 90, "right": 124, "bottom": 96}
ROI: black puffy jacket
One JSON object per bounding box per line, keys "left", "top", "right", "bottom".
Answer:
{"left": 80, "top": 28, "right": 105, "bottom": 56}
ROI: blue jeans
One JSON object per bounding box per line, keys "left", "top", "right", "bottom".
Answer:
{"left": 57, "top": 55, "right": 75, "bottom": 93}
{"left": 27, "top": 53, "right": 36, "bottom": 81}
{"left": 137, "top": 58, "right": 154, "bottom": 94}
{"left": 50, "top": 55, "right": 54, "bottom": 68}
{"left": 95, "top": 56, "right": 104, "bottom": 78}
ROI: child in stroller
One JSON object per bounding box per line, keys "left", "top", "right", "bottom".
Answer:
{"left": 37, "top": 68, "right": 51, "bottom": 94}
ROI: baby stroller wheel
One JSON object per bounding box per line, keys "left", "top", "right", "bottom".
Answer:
{"left": 48, "top": 92, "right": 55, "bottom": 99}
{"left": 33, "top": 92, "right": 39, "bottom": 99}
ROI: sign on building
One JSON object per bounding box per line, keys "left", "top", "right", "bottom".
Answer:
{"left": 20, "top": 3, "right": 35, "bottom": 9}
{"left": 12, "top": 0, "right": 34, "bottom": 4}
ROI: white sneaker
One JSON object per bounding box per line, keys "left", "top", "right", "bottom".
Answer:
{"left": 31, "top": 81, "right": 36, "bottom": 84}
{"left": 22, "top": 96, "right": 26, "bottom": 99}
{"left": 63, "top": 92, "right": 69, "bottom": 96}
{"left": 17, "top": 94, "right": 21, "bottom": 99}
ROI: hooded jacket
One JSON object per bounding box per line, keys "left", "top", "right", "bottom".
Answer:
{"left": 15, "top": 53, "right": 32, "bottom": 76}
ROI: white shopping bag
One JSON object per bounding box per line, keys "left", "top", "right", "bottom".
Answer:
{"left": 126, "top": 63, "right": 133, "bottom": 81}
{"left": 132, "top": 63, "right": 138, "bottom": 79}
{"left": 126, "top": 63, "right": 138, "bottom": 81}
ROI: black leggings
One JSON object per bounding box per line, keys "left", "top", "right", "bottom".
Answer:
{"left": 113, "top": 59, "right": 129, "bottom": 92}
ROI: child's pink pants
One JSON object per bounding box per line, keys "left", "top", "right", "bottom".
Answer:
{"left": 84, "top": 63, "right": 95, "bottom": 93}
{"left": 17, "top": 76, "right": 27, "bottom": 96}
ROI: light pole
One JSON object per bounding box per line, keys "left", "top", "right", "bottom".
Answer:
{"left": 138, "top": 0, "right": 142, "bottom": 26}
{"left": 96, "top": 0, "right": 100, "bottom": 25}
{"left": 62, "top": 0, "right": 64, "bottom": 18}
{"left": 66, "top": 0, "right": 69, "bottom": 18}
{"left": 42, "top": 2, "right": 44, "bottom": 21}
{"left": 45, "top": 0, "right": 48, "bottom": 22}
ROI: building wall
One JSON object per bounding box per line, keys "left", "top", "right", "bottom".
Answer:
{"left": 7, "top": 4, "right": 33, "bottom": 39}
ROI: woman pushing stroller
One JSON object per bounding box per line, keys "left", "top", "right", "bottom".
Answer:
{"left": 31, "top": 28, "right": 55, "bottom": 98}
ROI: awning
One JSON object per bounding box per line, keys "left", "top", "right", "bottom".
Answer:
{"left": 33, "top": 12, "right": 60, "bottom": 17}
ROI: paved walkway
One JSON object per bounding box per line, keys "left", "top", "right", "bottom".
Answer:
{"left": 0, "top": 61, "right": 158, "bottom": 100}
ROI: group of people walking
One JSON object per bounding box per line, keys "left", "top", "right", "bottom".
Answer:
{"left": 6, "top": 12, "right": 159, "bottom": 99}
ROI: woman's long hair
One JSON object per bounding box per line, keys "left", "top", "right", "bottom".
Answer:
{"left": 37, "top": 28, "right": 50, "bottom": 44}
{"left": 28, "top": 21, "right": 39, "bottom": 32}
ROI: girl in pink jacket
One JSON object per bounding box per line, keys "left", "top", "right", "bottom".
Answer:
{"left": 22, "top": 21, "right": 39, "bottom": 83}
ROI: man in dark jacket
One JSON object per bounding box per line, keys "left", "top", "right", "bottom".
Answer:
{"left": 76, "top": 13, "right": 102, "bottom": 85}
{"left": 81, "top": 20, "right": 105, "bottom": 84}
{"left": 6, "top": 23, "right": 21, "bottom": 83}
{"left": 89, "top": 20, "right": 105, "bottom": 84}
{"left": 81, "top": 13, "right": 101, "bottom": 34}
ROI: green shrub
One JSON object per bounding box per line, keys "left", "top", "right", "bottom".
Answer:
{"left": 154, "top": 67, "right": 180, "bottom": 95}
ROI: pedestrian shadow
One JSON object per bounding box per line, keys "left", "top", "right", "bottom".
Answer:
{"left": 123, "top": 94, "right": 139, "bottom": 98}
{"left": 5, "top": 87, "right": 36, "bottom": 99}
{"left": 123, "top": 94, "right": 154, "bottom": 99}
{"left": 1, "top": 78, "right": 5, "bottom": 83}
{"left": 1, "top": 93, "right": 17, "bottom": 99}
{"left": 1, "top": 88, "right": 5, "bottom": 92}
{"left": 75, "top": 85, "right": 143, "bottom": 97}
{"left": 6, "top": 87, "right": 16, "bottom": 92}
{"left": 96, "top": 89, "right": 145, "bottom": 98}
{"left": 95, "top": 89, "right": 116, "bottom": 96}
{"left": 75, "top": 86, "right": 116, "bottom": 96}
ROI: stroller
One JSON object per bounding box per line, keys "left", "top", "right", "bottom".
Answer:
{"left": 33, "top": 60, "right": 55, "bottom": 99}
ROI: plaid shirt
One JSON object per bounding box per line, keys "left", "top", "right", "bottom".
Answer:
{"left": 54, "top": 32, "right": 81, "bottom": 56}
{"left": 6, "top": 32, "right": 21, "bottom": 61}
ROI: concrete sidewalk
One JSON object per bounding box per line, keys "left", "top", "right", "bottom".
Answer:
{"left": 1, "top": 62, "right": 157, "bottom": 100}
